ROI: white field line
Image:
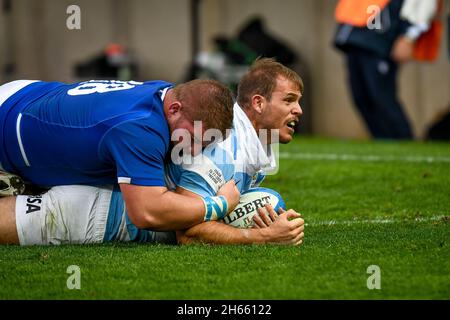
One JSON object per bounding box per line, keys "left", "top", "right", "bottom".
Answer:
{"left": 305, "top": 215, "right": 446, "bottom": 227}
{"left": 279, "top": 152, "right": 450, "bottom": 163}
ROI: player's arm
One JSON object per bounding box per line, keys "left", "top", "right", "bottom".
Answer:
{"left": 177, "top": 211, "right": 304, "bottom": 245}
{"left": 0, "top": 196, "right": 19, "bottom": 244}
{"left": 175, "top": 188, "right": 304, "bottom": 245}
{"left": 120, "top": 181, "right": 239, "bottom": 231}
{"left": 103, "top": 120, "right": 239, "bottom": 232}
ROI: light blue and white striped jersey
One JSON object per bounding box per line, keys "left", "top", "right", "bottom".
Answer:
{"left": 165, "top": 103, "right": 277, "bottom": 196}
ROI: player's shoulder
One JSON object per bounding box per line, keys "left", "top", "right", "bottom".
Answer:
{"left": 65, "top": 79, "right": 172, "bottom": 97}
{"left": 166, "top": 142, "right": 235, "bottom": 190}
{"left": 204, "top": 141, "right": 234, "bottom": 163}
{"left": 178, "top": 148, "right": 234, "bottom": 180}
{"left": 142, "top": 80, "right": 173, "bottom": 88}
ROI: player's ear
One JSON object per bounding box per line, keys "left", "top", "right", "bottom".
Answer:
{"left": 168, "top": 101, "right": 182, "bottom": 114}
{"left": 251, "top": 95, "right": 265, "bottom": 114}
{"left": 167, "top": 101, "right": 183, "bottom": 117}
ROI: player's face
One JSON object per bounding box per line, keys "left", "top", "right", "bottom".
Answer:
{"left": 171, "top": 117, "right": 211, "bottom": 156}
{"left": 166, "top": 98, "right": 213, "bottom": 156}
{"left": 260, "top": 76, "right": 302, "bottom": 144}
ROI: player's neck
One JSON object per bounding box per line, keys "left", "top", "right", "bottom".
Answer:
{"left": 243, "top": 109, "right": 270, "bottom": 145}
{"left": 162, "top": 89, "right": 175, "bottom": 117}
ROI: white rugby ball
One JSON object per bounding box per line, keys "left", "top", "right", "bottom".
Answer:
{"left": 222, "top": 187, "right": 286, "bottom": 229}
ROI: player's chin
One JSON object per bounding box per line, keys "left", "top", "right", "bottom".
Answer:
{"left": 279, "top": 129, "right": 294, "bottom": 144}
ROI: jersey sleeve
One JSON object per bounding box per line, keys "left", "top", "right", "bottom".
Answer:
{"left": 251, "top": 171, "right": 266, "bottom": 188}
{"left": 171, "top": 147, "right": 235, "bottom": 197}
{"left": 99, "top": 118, "right": 168, "bottom": 186}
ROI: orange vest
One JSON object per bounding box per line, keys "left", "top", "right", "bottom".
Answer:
{"left": 413, "top": 0, "right": 444, "bottom": 62}
{"left": 335, "top": 0, "right": 390, "bottom": 27}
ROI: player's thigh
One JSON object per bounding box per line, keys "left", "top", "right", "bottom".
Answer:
{"left": 0, "top": 196, "right": 19, "bottom": 244}
{"left": 16, "top": 185, "right": 113, "bottom": 245}
{"left": 50, "top": 185, "right": 113, "bottom": 244}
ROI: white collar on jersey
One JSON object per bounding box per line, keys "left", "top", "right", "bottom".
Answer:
{"left": 233, "top": 102, "right": 278, "bottom": 174}
{"left": 159, "top": 87, "right": 170, "bottom": 101}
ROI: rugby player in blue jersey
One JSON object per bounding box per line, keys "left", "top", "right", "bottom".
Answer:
{"left": 0, "top": 59, "right": 305, "bottom": 246}
{"left": 0, "top": 78, "right": 240, "bottom": 232}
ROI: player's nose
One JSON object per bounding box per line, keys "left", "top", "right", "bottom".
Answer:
{"left": 293, "top": 103, "right": 302, "bottom": 116}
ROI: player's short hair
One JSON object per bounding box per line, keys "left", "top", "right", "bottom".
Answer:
{"left": 173, "top": 79, "right": 234, "bottom": 138}
{"left": 237, "top": 58, "right": 304, "bottom": 109}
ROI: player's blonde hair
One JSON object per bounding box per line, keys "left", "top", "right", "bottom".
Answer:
{"left": 237, "top": 58, "right": 303, "bottom": 109}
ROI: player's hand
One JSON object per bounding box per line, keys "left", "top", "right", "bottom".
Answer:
{"left": 391, "top": 35, "right": 414, "bottom": 64}
{"left": 252, "top": 204, "right": 279, "bottom": 228}
{"left": 254, "top": 204, "right": 304, "bottom": 246}
{"left": 217, "top": 179, "right": 240, "bottom": 213}
{"left": 253, "top": 204, "right": 303, "bottom": 228}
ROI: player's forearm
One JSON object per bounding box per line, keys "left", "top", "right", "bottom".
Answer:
{"left": 178, "top": 221, "right": 268, "bottom": 245}
{"left": 122, "top": 185, "right": 206, "bottom": 231}
{"left": 121, "top": 183, "right": 236, "bottom": 231}
{"left": 141, "top": 190, "right": 206, "bottom": 231}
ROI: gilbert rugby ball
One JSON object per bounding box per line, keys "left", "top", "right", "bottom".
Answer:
{"left": 223, "top": 187, "right": 286, "bottom": 229}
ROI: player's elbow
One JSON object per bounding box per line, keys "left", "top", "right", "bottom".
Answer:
{"left": 121, "top": 184, "right": 171, "bottom": 230}
{"left": 175, "top": 230, "right": 192, "bottom": 245}
{"left": 127, "top": 208, "right": 165, "bottom": 230}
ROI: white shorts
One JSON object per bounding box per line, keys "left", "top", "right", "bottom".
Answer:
{"left": 15, "top": 185, "right": 113, "bottom": 246}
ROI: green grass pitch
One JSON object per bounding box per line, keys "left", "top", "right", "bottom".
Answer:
{"left": 0, "top": 137, "right": 449, "bottom": 299}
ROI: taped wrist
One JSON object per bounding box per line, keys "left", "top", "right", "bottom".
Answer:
{"left": 203, "top": 196, "right": 228, "bottom": 221}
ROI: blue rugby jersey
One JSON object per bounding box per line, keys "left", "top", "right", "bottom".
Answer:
{"left": 0, "top": 79, "right": 172, "bottom": 187}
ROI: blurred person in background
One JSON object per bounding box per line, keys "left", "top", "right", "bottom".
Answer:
{"left": 334, "top": 0, "right": 443, "bottom": 140}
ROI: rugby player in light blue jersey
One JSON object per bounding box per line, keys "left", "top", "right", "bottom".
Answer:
{"left": 0, "top": 59, "right": 305, "bottom": 246}
{"left": 0, "top": 78, "right": 239, "bottom": 233}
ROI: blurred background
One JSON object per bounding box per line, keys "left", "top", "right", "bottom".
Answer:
{"left": 0, "top": 0, "right": 448, "bottom": 139}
